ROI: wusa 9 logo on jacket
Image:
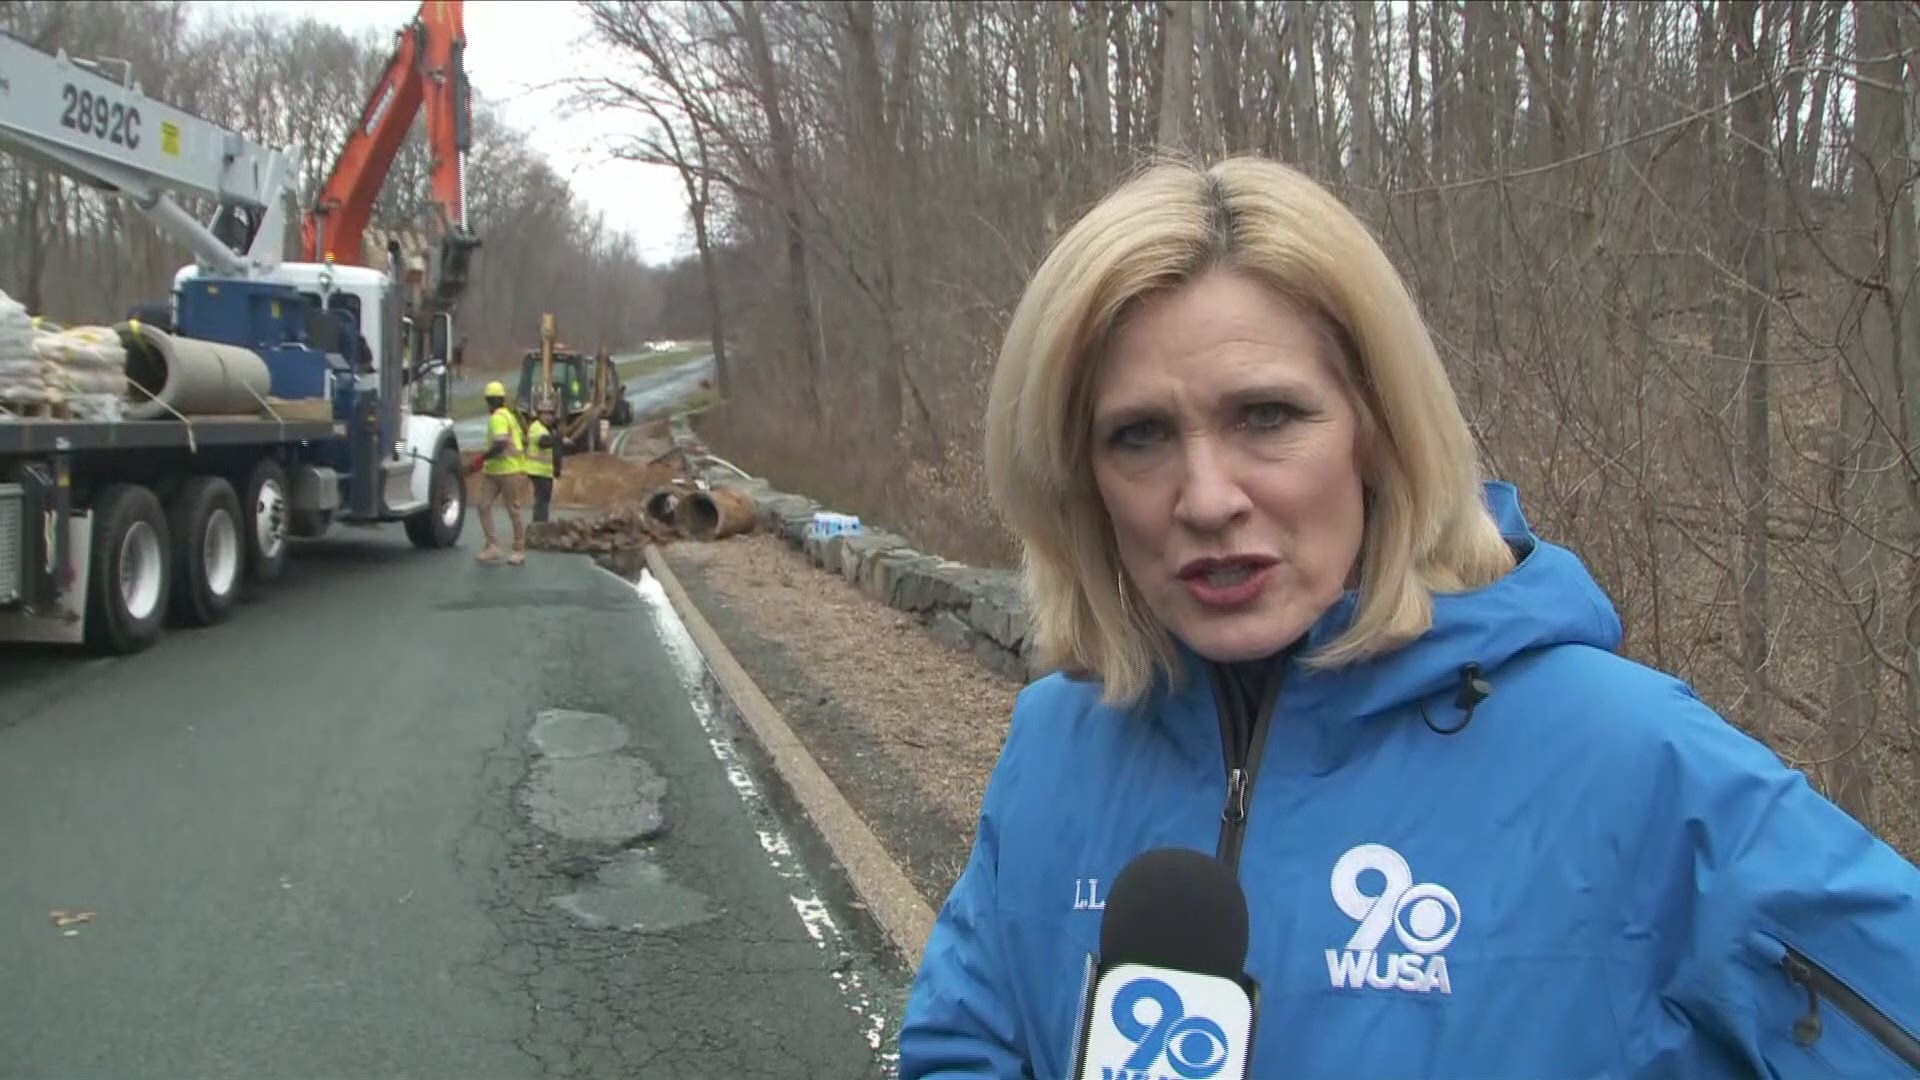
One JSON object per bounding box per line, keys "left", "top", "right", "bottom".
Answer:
{"left": 1079, "top": 967, "right": 1252, "bottom": 1080}
{"left": 1327, "top": 843, "right": 1461, "bottom": 995}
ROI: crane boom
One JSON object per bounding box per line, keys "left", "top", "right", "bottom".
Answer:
{"left": 0, "top": 32, "right": 301, "bottom": 278}
{"left": 301, "top": 0, "right": 477, "bottom": 315}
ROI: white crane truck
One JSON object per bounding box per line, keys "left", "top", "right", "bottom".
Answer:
{"left": 0, "top": 33, "right": 471, "bottom": 654}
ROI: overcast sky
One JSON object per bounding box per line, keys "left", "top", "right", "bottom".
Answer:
{"left": 214, "top": 0, "right": 692, "bottom": 267}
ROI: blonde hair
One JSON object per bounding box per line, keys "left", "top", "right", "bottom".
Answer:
{"left": 985, "top": 155, "right": 1516, "bottom": 705}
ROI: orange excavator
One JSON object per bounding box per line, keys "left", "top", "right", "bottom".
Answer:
{"left": 300, "top": 0, "right": 480, "bottom": 390}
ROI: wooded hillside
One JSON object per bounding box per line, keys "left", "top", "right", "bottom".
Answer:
{"left": 585, "top": 0, "right": 1920, "bottom": 851}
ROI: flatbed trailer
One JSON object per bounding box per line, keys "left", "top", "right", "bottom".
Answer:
{"left": 0, "top": 409, "right": 467, "bottom": 654}
{"left": 0, "top": 417, "right": 336, "bottom": 455}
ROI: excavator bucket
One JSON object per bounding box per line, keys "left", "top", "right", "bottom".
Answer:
{"left": 431, "top": 230, "right": 481, "bottom": 308}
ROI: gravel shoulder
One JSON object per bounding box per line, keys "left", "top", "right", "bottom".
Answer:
{"left": 660, "top": 534, "right": 1021, "bottom": 906}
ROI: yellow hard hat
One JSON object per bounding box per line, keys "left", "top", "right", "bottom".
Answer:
{"left": 483, "top": 380, "right": 506, "bottom": 398}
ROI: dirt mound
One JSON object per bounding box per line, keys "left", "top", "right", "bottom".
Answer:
{"left": 462, "top": 451, "right": 686, "bottom": 512}
{"left": 526, "top": 503, "right": 676, "bottom": 552}
{"left": 525, "top": 503, "right": 676, "bottom": 576}
{"left": 553, "top": 452, "right": 676, "bottom": 509}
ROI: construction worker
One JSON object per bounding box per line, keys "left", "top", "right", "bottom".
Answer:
{"left": 525, "top": 402, "right": 563, "bottom": 523}
{"left": 468, "top": 380, "right": 528, "bottom": 565}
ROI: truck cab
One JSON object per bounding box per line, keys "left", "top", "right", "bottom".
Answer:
{"left": 173, "top": 260, "right": 461, "bottom": 519}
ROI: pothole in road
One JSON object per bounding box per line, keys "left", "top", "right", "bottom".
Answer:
{"left": 521, "top": 706, "right": 714, "bottom": 935}
{"left": 530, "top": 708, "right": 631, "bottom": 758}
{"left": 550, "top": 849, "right": 714, "bottom": 933}
{"left": 521, "top": 755, "right": 667, "bottom": 844}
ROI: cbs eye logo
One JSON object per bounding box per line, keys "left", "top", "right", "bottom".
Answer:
{"left": 1332, "top": 843, "right": 1461, "bottom": 956}
{"left": 1110, "top": 977, "right": 1231, "bottom": 1079}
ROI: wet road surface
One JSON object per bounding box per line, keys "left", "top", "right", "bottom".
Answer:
{"left": 0, "top": 511, "right": 906, "bottom": 1077}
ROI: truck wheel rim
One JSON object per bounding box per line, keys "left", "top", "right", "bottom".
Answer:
{"left": 205, "top": 510, "right": 240, "bottom": 596}
{"left": 439, "top": 467, "right": 462, "bottom": 529}
{"left": 119, "top": 521, "right": 163, "bottom": 621}
{"left": 256, "top": 479, "right": 286, "bottom": 561}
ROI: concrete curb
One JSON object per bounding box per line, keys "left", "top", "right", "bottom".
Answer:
{"left": 643, "top": 545, "right": 937, "bottom": 972}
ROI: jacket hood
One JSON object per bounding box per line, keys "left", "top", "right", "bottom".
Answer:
{"left": 1157, "top": 481, "right": 1623, "bottom": 730}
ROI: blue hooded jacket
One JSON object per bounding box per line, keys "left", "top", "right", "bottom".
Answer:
{"left": 899, "top": 482, "right": 1920, "bottom": 1079}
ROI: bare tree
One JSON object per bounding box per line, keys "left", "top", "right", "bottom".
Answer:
{"left": 1156, "top": 0, "right": 1194, "bottom": 150}
{"left": 576, "top": 1, "right": 734, "bottom": 396}
{"left": 728, "top": 0, "right": 827, "bottom": 415}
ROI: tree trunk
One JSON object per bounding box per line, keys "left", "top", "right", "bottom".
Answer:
{"left": 687, "top": 125, "right": 730, "bottom": 400}
{"left": 1315, "top": 6, "right": 1340, "bottom": 178}
{"left": 1777, "top": 2, "right": 1808, "bottom": 195}
{"left": 1081, "top": 0, "right": 1112, "bottom": 163}
{"left": 1425, "top": 1, "right": 1444, "bottom": 182}
{"left": 1113, "top": 1, "right": 1133, "bottom": 153}
{"left": 1289, "top": 2, "right": 1320, "bottom": 170}
{"left": 845, "top": 0, "right": 904, "bottom": 448}
{"left": 1833, "top": 0, "right": 1912, "bottom": 821}
{"left": 1799, "top": 6, "right": 1839, "bottom": 190}
{"left": 15, "top": 169, "right": 46, "bottom": 316}
{"left": 1727, "top": 0, "right": 1774, "bottom": 741}
{"left": 735, "top": 0, "right": 825, "bottom": 415}
{"left": 1825, "top": 370, "right": 1879, "bottom": 826}
{"left": 1196, "top": 1, "right": 1221, "bottom": 159}
{"left": 1406, "top": 0, "right": 1425, "bottom": 181}
{"left": 1348, "top": 0, "right": 1374, "bottom": 186}
{"left": 1156, "top": 0, "right": 1193, "bottom": 151}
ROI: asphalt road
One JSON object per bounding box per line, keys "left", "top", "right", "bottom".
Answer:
{"left": 0, "top": 511, "right": 906, "bottom": 1077}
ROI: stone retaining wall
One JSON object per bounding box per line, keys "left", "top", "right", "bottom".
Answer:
{"left": 669, "top": 416, "right": 1042, "bottom": 683}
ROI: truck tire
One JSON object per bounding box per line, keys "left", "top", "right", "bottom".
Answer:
{"left": 166, "top": 476, "right": 244, "bottom": 627}
{"left": 405, "top": 444, "right": 465, "bottom": 550}
{"left": 240, "top": 457, "right": 289, "bottom": 585}
{"left": 83, "top": 484, "right": 171, "bottom": 655}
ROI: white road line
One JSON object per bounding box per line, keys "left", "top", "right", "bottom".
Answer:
{"left": 627, "top": 568, "right": 896, "bottom": 1068}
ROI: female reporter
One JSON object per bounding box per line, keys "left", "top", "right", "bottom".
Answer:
{"left": 897, "top": 156, "right": 1920, "bottom": 1079}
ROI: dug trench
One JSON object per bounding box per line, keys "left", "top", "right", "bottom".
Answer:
{"left": 515, "top": 442, "right": 759, "bottom": 578}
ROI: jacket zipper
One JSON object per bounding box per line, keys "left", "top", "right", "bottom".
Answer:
{"left": 1782, "top": 944, "right": 1920, "bottom": 1070}
{"left": 1211, "top": 666, "right": 1283, "bottom": 870}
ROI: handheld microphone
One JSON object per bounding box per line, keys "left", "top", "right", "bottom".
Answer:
{"left": 1069, "top": 848, "right": 1259, "bottom": 1080}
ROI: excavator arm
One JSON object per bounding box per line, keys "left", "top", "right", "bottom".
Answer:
{"left": 300, "top": 0, "right": 478, "bottom": 315}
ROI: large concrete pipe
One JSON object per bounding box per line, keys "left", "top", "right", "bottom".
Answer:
{"left": 117, "top": 321, "right": 272, "bottom": 420}
{"left": 684, "top": 487, "right": 757, "bottom": 541}
{"left": 643, "top": 487, "right": 682, "bottom": 532}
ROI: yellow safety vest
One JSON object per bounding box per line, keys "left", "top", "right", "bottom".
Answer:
{"left": 524, "top": 419, "right": 555, "bottom": 479}
{"left": 484, "top": 406, "right": 526, "bottom": 476}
